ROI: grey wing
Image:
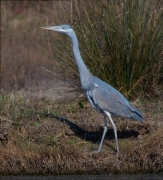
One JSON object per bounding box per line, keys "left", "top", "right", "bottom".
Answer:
{"left": 87, "top": 81, "right": 143, "bottom": 121}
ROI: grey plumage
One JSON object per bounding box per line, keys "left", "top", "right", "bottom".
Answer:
{"left": 41, "top": 24, "right": 143, "bottom": 153}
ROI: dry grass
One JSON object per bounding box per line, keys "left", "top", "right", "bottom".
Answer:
{"left": 1, "top": 1, "right": 162, "bottom": 99}
{"left": 0, "top": 95, "right": 163, "bottom": 175}
{"left": 1, "top": 1, "right": 163, "bottom": 175}
{"left": 1, "top": 1, "right": 72, "bottom": 96}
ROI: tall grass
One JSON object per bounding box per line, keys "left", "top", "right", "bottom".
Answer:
{"left": 52, "top": 0, "right": 163, "bottom": 98}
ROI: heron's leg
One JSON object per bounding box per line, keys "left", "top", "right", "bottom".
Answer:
{"left": 94, "top": 114, "right": 108, "bottom": 153}
{"left": 104, "top": 111, "right": 119, "bottom": 153}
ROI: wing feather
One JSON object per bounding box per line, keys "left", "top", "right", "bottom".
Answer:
{"left": 87, "top": 77, "right": 143, "bottom": 120}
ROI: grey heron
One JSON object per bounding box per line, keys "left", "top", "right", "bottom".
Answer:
{"left": 41, "top": 24, "right": 143, "bottom": 153}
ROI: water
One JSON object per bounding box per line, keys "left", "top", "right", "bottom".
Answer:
{"left": 1, "top": 174, "right": 163, "bottom": 180}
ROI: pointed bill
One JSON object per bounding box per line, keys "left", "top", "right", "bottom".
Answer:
{"left": 41, "top": 26, "right": 66, "bottom": 33}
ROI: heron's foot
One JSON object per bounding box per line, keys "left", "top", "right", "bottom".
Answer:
{"left": 82, "top": 149, "right": 100, "bottom": 155}
{"left": 92, "top": 149, "right": 101, "bottom": 154}
{"left": 91, "top": 146, "right": 103, "bottom": 153}
{"left": 115, "top": 150, "right": 119, "bottom": 155}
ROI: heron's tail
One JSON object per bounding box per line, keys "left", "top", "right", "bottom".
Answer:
{"left": 131, "top": 110, "right": 143, "bottom": 122}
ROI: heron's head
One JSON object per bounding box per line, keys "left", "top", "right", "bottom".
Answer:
{"left": 41, "top": 24, "right": 73, "bottom": 36}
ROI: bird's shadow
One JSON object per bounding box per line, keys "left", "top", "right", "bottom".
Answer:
{"left": 51, "top": 115, "right": 139, "bottom": 144}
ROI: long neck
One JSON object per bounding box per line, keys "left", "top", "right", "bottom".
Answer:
{"left": 70, "top": 31, "right": 92, "bottom": 90}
